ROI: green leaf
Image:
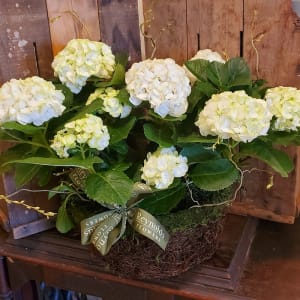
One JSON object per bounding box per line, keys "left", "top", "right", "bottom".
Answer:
{"left": 15, "top": 164, "right": 40, "bottom": 187}
{"left": 69, "top": 99, "right": 104, "bottom": 122}
{"left": 184, "top": 59, "right": 209, "bottom": 80}
{"left": 110, "top": 140, "right": 128, "bottom": 155}
{"left": 239, "top": 140, "right": 294, "bottom": 177}
{"left": 85, "top": 170, "right": 134, "bottom": 206}
{"left": 190, "top": 158, "right": 239, "bottom": 191}
{"left": 177, "top": 133, "right": 217, "bottom": 144}
{"left": 5, "top": 156, "right": 102, "bottom": 170}
{"left": 56, "top": 200, "right": 75, "bottom": 233}
{"left": 181, "top": 144, "right": 220, "bottom": 164}
{"left": 262, "top": 130, "right": 300, "bottom": 146}
{"left": 206, "top": 61, "right": 229, "bottom": 88}
{"left": 1, "top": 121, "right": 45, "bottom": 135}
{"left": 138, "top": 183, "right": 186, "bottom": 215}
{"left": 48, "top": 184, "right": 75, "bottom": 200}
{"left": 143, "top": 123, "right": 175, "bottom": 147}
{"left": 95, "top": 63, "right": 125, "bottom": 88}
{"left": 108, "top": 116, "right": 136, "bottom": 144}
{"left": 54, "top": 83, "right": 74, "bottom": 108}
{"left": 226, "top": 57, "right": 251, "bottom": 88}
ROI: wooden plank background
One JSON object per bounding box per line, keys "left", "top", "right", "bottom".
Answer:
{"left": 0, "top": 0, "right": 300, "bottom": 235}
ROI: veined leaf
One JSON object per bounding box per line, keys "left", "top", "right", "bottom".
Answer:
{"left": 181, "top": 144, "right": 220, "bottom": 164}
{"left": 206, "top": 61, "right": 229, "bottom": 88}
{"left": 138, "top": 183, "right": 186, "bottom": 215}
{"left": 190, "top": 158, "right": 239, "bottom": 191}
{"left": 226, "top": 57, "right": 251, "bottom": 88}
{"left": 4, "top": 156, "right": 102, "bottom": 170}
{"left": 15, "top": 164, "right": 40, "bottom": 187}
{"left": 108, "top": 116, "right": 136, "bottom": 144}
{"left": 184, "top": 59, "right": 209, "bottom": 80}
{"left": 239, "top": 140, "right": 294, "bottom": 177}
{"left": 143, "top": 123, "right": 175, "bottom": 147}
{"left": 85, "top": 170, "right": 134, "bottom": 206}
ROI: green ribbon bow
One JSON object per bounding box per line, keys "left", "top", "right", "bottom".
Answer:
{"left": 80, "top": 183, "right": 170, "bottom": 255}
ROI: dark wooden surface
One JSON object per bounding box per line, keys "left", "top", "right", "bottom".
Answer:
{"left": 1, "top": 214, "right": 300, "bottom": 299}
{"left": 0, "top": 214, "right": 255, "bottom": 300}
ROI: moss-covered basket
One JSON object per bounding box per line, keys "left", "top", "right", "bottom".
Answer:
{"left": 87, "top": 187, "right": 232, "bottom": 280}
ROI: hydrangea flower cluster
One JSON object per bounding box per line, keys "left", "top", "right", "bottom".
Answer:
{"left": 141, "top": 147, "right": 188, "bottom": 189}
{"left": 195, "top": 90, "right": 272, "bottom": 142}
{"left": 0, "top": 76, "right": 65, "bottom": 126}
{"left": 86, "top": 87, "right": 131, "bottom": 118}
{"left": 265, "top": 86, "right": 300, "bottom": 131}
{"left": 184, "top": 49, "right": 225, "bottom": 83}
{"left": 125, "top": 58, "right": 191, "bottom": 118}
{"left": 52, "top": 39, "right": 115, "bottom": 94}
{"left": 51, "top": 114, "right": 110, "bottom": 158}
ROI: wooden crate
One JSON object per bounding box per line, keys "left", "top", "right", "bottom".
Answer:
{"left": 0, "top": 0, "right": 300, "bottom": 239}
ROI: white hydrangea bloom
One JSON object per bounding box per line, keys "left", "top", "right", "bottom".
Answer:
{"left": 0, "top": 76, "right": 65, "bottom": 126}
{"left": 86, "top": 87, "right": 132, "bottom": 118}
{"left": 265, "top": 86, "right": 300, "bottom": 131}
{"left": 51, "top": 114, "right": 110, "bottom": 158}
{"left": 52, "top": 39, "right": 115, "bottom": 94}
{"left": 184, "top": 49, "right": 225, "bottom": 84}
{"left": 141, "top": 147, "right": 188, "bottom": 189}
{"left": 125, "top": 58, "right": 191, "bottom": 118}
{"left": 195, "top": 91, "right": 272, "bottom": 143}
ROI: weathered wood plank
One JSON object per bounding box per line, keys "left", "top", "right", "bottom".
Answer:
{"left": 187, "top": 0, "right": 243, "bottom": 59}
{"left": 231, "top": 0, "right": 300, "bottom": 223}
{"left": 46, "top": 0, "right": 101, "bottom": 56}
{"left": 243, "top": 0, "right": 300, "bottom": 87}
{"left": 99, "top": 0, "right": 141, "bottom": 64}
{"left": 142, "top": 0, "right": 187, "bottom": 64}
{"left": 0, "top": 0, "right": 53, "bottom": 83}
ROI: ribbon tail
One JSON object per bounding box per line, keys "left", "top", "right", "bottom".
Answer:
{"left": 128, "top": 207, "right": 170, "bottom": 250}
{"left": 90, "top": 212, "right": 123, "bottom": 256}
{"left": 80, "top": 210, "right": 114, "bottom": 245}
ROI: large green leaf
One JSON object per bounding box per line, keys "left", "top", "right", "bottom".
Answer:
{"left": 239, "top": 140, "right": 294, "bottom": 177}
{"left": 262, "top": 131, "right": 300, "bottom": 146}
{"left": 85, "top": 170, "right": 134, "bottom": 206}
{"left": 181, "top": 144, "right": 220, "bottom": 164}
{"left": 184, "top": 59, "right": 209, "bottom": 80}
{"left": 138, "top": 183, "right": 186, "bottom": 215}
{"left": 206, "top": 61, "right": 229, "bottom": 88}
{"left": 143, "top": 123, "right": 175, "bottom": 147}
{"left": 5, "top": 156, "right": 102, "bottom": 170}
{"left": 190, "top": 158, "right": 239, "bottom": 191}
{"left": 1, "top": 121, "right": 45, "bottom": 135}
{"left": 95, "top": 63, "right": 126, "bottom": 88}
{"left": 226, "top": 57, "right": 251, "bottom": 88}
{"left": 108, "top": 116, "right": 136, "bottom": 144}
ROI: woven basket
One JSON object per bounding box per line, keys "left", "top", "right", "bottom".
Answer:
{"left": 101, "top": 215, "right": 224, "bottom": 279}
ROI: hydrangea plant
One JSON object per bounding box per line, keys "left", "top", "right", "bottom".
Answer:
{"left": 0, "top": 39, "right": 300, "bottom": 254}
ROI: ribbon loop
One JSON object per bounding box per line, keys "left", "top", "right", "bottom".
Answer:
{"left": 128, "top": 207, "right": 169, "bottom": 250}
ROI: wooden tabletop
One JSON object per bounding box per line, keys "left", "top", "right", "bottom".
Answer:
{"left": 0, "top": 214, "right": 300, "bottom": 300}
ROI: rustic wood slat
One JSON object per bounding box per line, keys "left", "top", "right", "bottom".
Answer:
{"left": 228, "top": 0, "right": 300, "bottom": 223}
{"left": 0, "top": 0, "right": 53, "bottom": 83}
{"left": 187, "top": 0, "right": 243, "bottom": 59}
{"left": 99, "top": 0, "right": 141, "bottom": 64}
{"left": 46, "top": 0, "right": 101, "bottom": 56}
{"left": 142, "top": 0, "right": 188, "bottom": 64}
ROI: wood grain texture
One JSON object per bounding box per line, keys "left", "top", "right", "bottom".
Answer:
{"left": 99, "top": 0, "right": 141, "bottom": 64}
{"left": 0, "top": 0, "right": 53, "bottom": 83}
{"left": 142, "top": 0, "right": 187, "bottom": 64}
{"left": 243, "top": 0, "right": 300, "bottom": 88}
{"left": 187, "top": 0, "right": 243, "bottom": 59}
{"left": 46, "top": 0, "right": 101, "bottom": 56}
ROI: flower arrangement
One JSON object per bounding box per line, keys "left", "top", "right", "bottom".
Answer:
{"left": 0, "top": 38, "right": 300, "bottom": 266}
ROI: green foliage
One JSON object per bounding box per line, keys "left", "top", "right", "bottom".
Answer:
{"left": 85, "top": 170, "right": 134, "bottom": 207}
{"left": 138, "top": 182, "right": 186, "bottom": 215}
{"left": 190, "top": 158, "right": 239, "bottom": 191}
{"left": 143, "top": 123, "right": 175, "bottom": 147}
{"left": 108, "top": 116, "right": 136, "bottom": 144}
{"left": 239, "top": 140, "right": 294, "bottom": 177}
